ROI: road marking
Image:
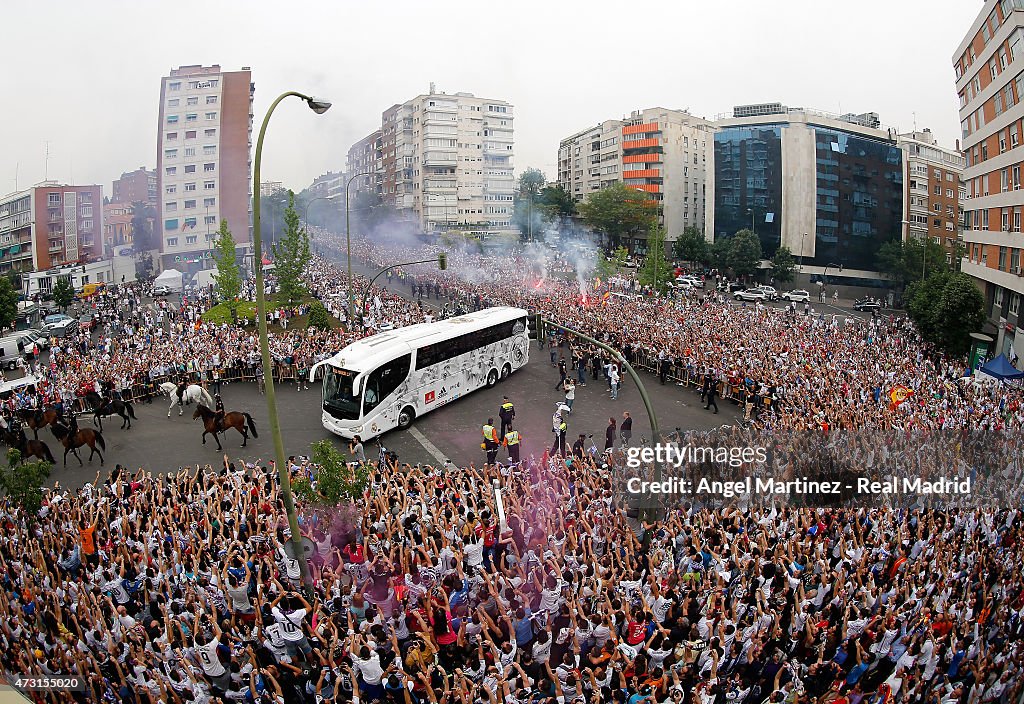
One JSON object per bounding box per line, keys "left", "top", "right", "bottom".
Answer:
{"left": 408, "top": 426, "right": 448, "bottom": 465}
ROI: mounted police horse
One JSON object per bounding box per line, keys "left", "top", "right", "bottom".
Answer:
{"left": 83, "top": 392, "right": 137, "bottom": 431}
{"left": 158, "top": 382, "right": 214, "bottom": 418}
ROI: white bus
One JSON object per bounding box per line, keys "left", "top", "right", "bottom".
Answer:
{"left": 310, "top": 306, "right": 530, "bottom": 440}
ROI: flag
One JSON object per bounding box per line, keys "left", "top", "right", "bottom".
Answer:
{"left": 602, "top": 291, "right": 610, "bottom": 307}
{"left": 888, "top": 385, "right": 913, "bottom": 411}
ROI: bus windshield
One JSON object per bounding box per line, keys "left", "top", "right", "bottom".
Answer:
{"left": 323, "top": 367, "right": 361, "bottom": 420}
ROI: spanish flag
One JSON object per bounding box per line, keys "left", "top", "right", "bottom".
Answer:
{"left": 889, "top": 385, "right": 913, "bottom": 411}
{"left": 602, "top": 291, "right": 611, "bottom": 307}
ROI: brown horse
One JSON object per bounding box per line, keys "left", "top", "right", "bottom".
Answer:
{"left": 193, "top": 404, "right": 258, "bottom": 450}
{"left": 16, "top": 407, "right": 63, "bottom": 440}
{"left": 1, "top": 428, "right": 56, "bottom": 464}
{"left": 50, "top": 418, "right": 105, "bottom": 466}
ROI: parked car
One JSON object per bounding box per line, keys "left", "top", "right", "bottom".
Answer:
{"left": 13, "top": 330, "right": 49, "bottom": 359}
{"left": 46, "top": 318, "right": 79, "bottom": 338}
{"left": 78, "top": 314, "right": 96, "bottom": 332}
{"left": 756, "top": 286, "right": 779, "bottom": 301}
{"left": 734, "top": 288, "right": 768, "bottom": 302}
{"left": 720, "top": 282, "right": 747, "bottom": 293}
{"left": 676, "top": 276, "right": 703, "bottom": 288}
{"left": 782, "top": 289, "right": 811, "bottom": 302}
{"left": 42, "top": 313, "right": 73, "bottom": 332}
{"left": 0, "top": 336, "right": 26, "bottom": 370}
{"left": 152, "top": 285, "right": 174, "bottom": 297}
{"left": 853, "top": 297, "right": 882, "bottom": 312}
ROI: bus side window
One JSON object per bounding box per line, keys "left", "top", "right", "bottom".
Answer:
{"left": 362, "top": 354, "right": 411, "bottom": 415}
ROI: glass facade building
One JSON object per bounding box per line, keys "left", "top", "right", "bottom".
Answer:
{"left": 812, "top": 129, "right": 904, "bottom": 271}
{"left": 713, "top": 126, "right": 784, "bottom": 255}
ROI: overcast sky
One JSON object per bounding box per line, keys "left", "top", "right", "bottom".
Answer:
{"left": 1, "top": 0, "right": 981, "bottom": 197}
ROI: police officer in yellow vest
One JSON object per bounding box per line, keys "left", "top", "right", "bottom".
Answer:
{"left": 550, "top": 404, "right": 568, "bottom": 456}
{"left": 503, "top": 423, "right": 521, "bottom": 464}
{"left": 498, "top": 396, "right": 516, "bottom": 438}
{"left": 482, "top": 417, "right": 500, "bottom": 465}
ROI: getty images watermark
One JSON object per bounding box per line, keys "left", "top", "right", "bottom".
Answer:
{"left": 623, "top": 443, "right": 972, "bottom": 499}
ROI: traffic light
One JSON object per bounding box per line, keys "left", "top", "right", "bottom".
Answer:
{"left": 527, "top": 311, "right": 544, "bottom": 340}
{"left": 437, "top": 253, "right": 447, "bottom": 270}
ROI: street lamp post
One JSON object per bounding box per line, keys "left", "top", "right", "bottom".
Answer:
{"left": 252, "top": 90, "right": 331, "bottom": 588}
{"left": 359, "top": 255, "right": 447, "bottom": 329}
{"left": 799, "top": 233, "right": 807, "bottom": 273}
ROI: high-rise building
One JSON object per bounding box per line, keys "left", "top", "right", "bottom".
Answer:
{"left": 307, "top": 171, "right": 346, "bottom": 200}
{"left": 954, "top": 0, "right": 1024, "bottom": 361}
{"left": 708, "top": 104, "right": 904, "bottom": 279}
{"left": 347, "top": 86, "right": 515, "bottom": 232}
{"left": 557, "top": 108, "right": 711, "bottom": 250}
{"left": 897, "top": 130, "right": 965, "bottom": 263}
{"left": 156, "top": 65, "right": 254, "bottom": 274}
{"left": 111, "top": 167, "right": 157, "bottom": 206}
{"left": 0, "top": 183, "right": 105, "bottom": 275}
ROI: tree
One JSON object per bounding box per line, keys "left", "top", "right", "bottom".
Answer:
{"left": 513, "top": 168, "right": 549, "bottom": 240}
{"left": 710, "top": 238, "right": 731, "bottom": 270}
{"left": 727, "top": 229, "right": 763, "bottom": 277}
{"left": 211, "top": 219, "right": 242, "bottom": 320}
{"left": 273, "top": 191, "right": 310, "bottom": 307}
{"left": 595, "top": 246, "right": 629, "bottom": 280}
{"left": 538, "top": 184, "right": 576, "bottom": 219}
{"left": 907, "top": 272, "right": 985, "bottom": 356}
{"left": 52, "top": 276, "right": 74, "bottom": 311}
{"left": 0, "top": 449, "right": 51, "bottom": 522}
{"left": 877, "top": 237, "right": 952, "bottom": 288}
{"left": 293, "top": 440, "right": 369, "bottom": 505}
{"left": 307, "top": 301, "right": 331, "bottom": 330}
{"left": 0, "top": 277, "right": 17, "bottom": 330}
{"left": 577, "top": 183, "right": 658, "bottom": 249}
{"left": 770, "top": 246, "right": 797, "bottom": 283}
{"left": 672, "top": 226, "right": 709, "bottom": 264}
{"left": 638, "top": 226, "right": 674, "bottom": 292}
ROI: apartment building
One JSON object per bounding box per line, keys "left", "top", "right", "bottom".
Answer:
{"left": 156, "top": 65, "right": 254, "bottom": 274}
{"left": 707, "top": 104, "right": 904, "bottom": 281}
{"left": 557, "top": 108, "right": 710, "bottom": 251}
{"left": 954, "top": 0, "right": 1024, "bottom": 361}
{"left": 898, "top": 130, "right": 965, "bottom": 263}
{"left": 348, "top": 86, "right": 515, "bottom": 232}
{"left": 111, "top": 167, "right": 157, "bottom": 206}
{"left": 307, "top": 171, "right": 346, "bottom": 200}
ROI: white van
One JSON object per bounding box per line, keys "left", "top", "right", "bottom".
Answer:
{"left": 0, "top": 336, "right": 27, "bottom": 370}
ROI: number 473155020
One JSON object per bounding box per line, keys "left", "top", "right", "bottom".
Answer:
{"left": 10, "top": 676, "right": 85, "bottom": 691}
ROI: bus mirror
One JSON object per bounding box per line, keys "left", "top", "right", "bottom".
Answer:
{"left": 437, "top": 253, "right": 447, "bottom": 270}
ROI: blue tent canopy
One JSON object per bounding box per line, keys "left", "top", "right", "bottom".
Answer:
{"left": 979, "top": 353, "right": 1024, "bottom": 380}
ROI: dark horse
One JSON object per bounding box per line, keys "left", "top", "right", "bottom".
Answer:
{"left": 193, "top": 403, "right": 258, "bottom": 450}
{"left": 1, "top": 427, "right": 56, "bottom": 464}
{"left": 15, "top": 407, "right": 63, "bottom": 440}
{"left": 83, "top": 392, "right": 137, "bottom": 431}
{"left": 50, "top": 417, "right": 106, "bottom": 466}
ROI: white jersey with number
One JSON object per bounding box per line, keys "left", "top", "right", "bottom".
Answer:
{"left": 272, "top": 606, "right": 307, "bottom": 642}
{"left": 197, "top": 636, "right": 226, "bottom": 677}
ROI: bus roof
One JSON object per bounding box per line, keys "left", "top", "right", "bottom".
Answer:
{"left": 325, "top": 306, "right": 528, "bottom": 373}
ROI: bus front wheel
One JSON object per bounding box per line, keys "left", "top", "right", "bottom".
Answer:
{"left": 397, "top": 406, "right": 416, "bottom": 430}
{"left": 485, "top": 369, "right": 498, "bottom": 388}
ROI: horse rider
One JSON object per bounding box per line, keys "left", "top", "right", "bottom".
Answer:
{"left": 176, "top": 379, "right": 188, "bottom": 405}
{"left": 214, "top": 393, "right": 226, "bottom": 433}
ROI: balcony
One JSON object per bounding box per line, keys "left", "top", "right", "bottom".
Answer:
{"left": 622, "top": 138, "right": 659, "bottom": 150}
{"left": 623, "top": 169, "right": 661, "bottom": 179}
{"left": 623, "top": 153, "right": 662, "bottom": 164}
{"left": 423, "top": 152, "right": 457, "bottom": 166}
{"left": 622, "top": 122, "right": 659, "bottom": 136}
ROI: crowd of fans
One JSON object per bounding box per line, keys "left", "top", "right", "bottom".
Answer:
{"left": 1, "top": 228, "right": 1024, "bottom": 703}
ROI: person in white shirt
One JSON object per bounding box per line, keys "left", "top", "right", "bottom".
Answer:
{"left": 192, "top": 612, "right": 231, "bottom": 693}
{"left": 270, "top": 590, "right": 313, "bottom": 659}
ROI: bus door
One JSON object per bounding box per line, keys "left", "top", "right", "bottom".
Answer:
{"left": 361, "top": 354, "right": 412, "bottom": 429}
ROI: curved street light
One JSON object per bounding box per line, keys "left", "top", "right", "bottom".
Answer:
{"left": 252, "top": 91, "right": 330, "bottom": 587}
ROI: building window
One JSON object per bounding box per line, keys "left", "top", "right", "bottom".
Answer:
{"left": 206, "top": 95, "right": 218, "bottom": 104}
{"left": 166, "top": 115, "right": 178, "bottom": 124}
{"left": 184, "top": 147, "right": 196, "bottom": 157}
{"left": 81, "top": 219, "right": 92, "bottom": 232}
{"left": 168, "top": 99, "right": 179, "bottom": 107}
{"left": 165, "top": 219, "right": 179, "bottom": 231}
{"left": 186, "top": 130, "right": 197, "bottom": 139}
{"left": 47, "top": 193, "right": 61, "bottom": 206}
{"left": 186, "top": 113, "right": 198, "bottom": 122}
{"left": 184, "top": 165, "right": 196, "bottom": 174}
{"left": 166, "top": 132, "right": 178, "bottom": 141}
{"left": 996, "top": 287, "right": 1005, "bottom": 307}
{"left": 184, "top": 200, "right": 196, "bottom": 209}
{"left": 165, "top": 202, "right": 177, "bottom": 212}
{"left": 204, "top": 163, "right": 215, "bottom": 172}
{"left": 204, "top": 128, "right": 216, "bottom": 137}
{"left": 168, "top": 82, "right": 181, "bottom": 92}
{"left": 203, "top": 197, "right": 216, "bottom": 207}
{"left": 205, "top": 112, "right": 217, "bottom": 120}
{"left": 185, "top": 235, "right": 198, "bottom": 245}
{"left": 184, "top": 217, "right": 197, "bottom": 229}
{"left": 187, "top": 96, "right": 198, "bottom": 106}
{"left": 1011, "top": 293, "right": 1021, "bottom": 316}
{"left": 203, "top": 145, "right": 216, "bottom": 155}
{"left": 164, "top": 149, "right": 177, "bottom": 159}
{"left": 1000, "top": 246, "right": 1008, "bottom": 269}
{"left": 165, "top": 185, "right": 176, "bottom": 194}
{"left": 166, "top": 237, "right": 178, "bottom": 247}
{"left": 184, "top": 183, "right": 196, "bottom": 192}
{"left": 204, "top": 215, "right": 216, "bottom": 225}
{"left": 165, "top": 167, "right": 176, "bottom": 176}
{"left": 204, "top": 181, "right": 216, "bottom": 190}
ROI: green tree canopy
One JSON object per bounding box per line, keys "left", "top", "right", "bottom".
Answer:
{"left": 672, "top": 226, "right": 709, "bottom": 265}
{"left": 293, "top": 440, "right": 369, "bottom": 505}
{"left": 710, "top": 238, "right": 731, "bottom": 270}
{"left": 577, "top": 183, "right": 658, "bottom": 249}
{"left": 877, "top": 237, "right": 952, "bottom": 288}
{"left": 212, "top": 219, "right": 242, "bottom": 319}
{"left": 307, "top": 300, "right": 331, "bottom": 330}
{"left": 0, "top": 276, "right": 17, "bottom": 330}
{"left": 770, "top": 246, "right": 797, "bottom": 283}
{"left": 907, "top": 271, "right": 985, "bottom": 356}
{"left": 595, "top": 246, "right": 629, "bottom": 280}
{"left": 273, "top": 191, "right": 311, "bottom": 307}
{"left": 537, "top": 184, "right": 576, "bottom": 218}
{"left": 727, "top": 229, "right": 763, "bottom": 276}
{"left": 1, "top": 449, "right": 52, "bottom": 522}
{"left": 638, "top": 227, "right": 674, "bottom": 292}
{"left": 52, "top": 276, "right": 74, "bottom": 311}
